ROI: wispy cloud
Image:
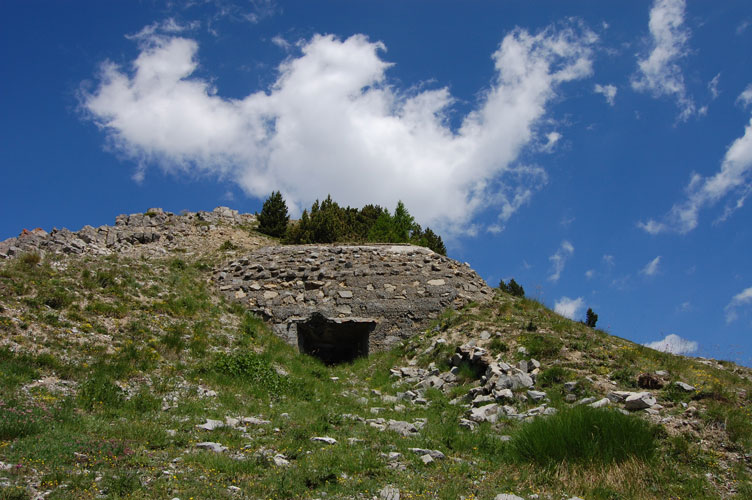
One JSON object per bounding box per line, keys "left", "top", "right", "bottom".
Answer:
{"left": 594, "top": 83, "right": 617, "bottom": 106}
{"left": 708, "top": 73, "right": 721, "bottom": 100}
{"left": 640, "top": 255, "right": 662, "bottom": 276}
{"left": 638, "top": 106, "right": 752, "bottom": 234}
{"left": 548, "top": 240, "right": 574, "bottom": 282}
{"left": 81, "top": 22, "right": 597, "bottom": 235}
{"left": 585, "top": 269, "right": 595, "bottom": 279}
{"left": 644, "top": 333, "right": 698, "bottom": 354}
{"left": 554, "top": 296, "right": 585, "bottom": 320}
{"left": 631, "top": 0, "right": 695, "bottom": 120}
{"left": 725, "top": 286, "right": 752, "bottom": 323}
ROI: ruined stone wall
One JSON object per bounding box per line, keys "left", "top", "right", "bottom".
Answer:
{"left": 0, "top": 207, "right": 257, "bottom": 259}
{"left": 214, "top": 244, "right": 493, "bottom": 351}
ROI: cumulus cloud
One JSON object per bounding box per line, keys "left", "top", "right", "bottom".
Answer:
{"left": 638, "top": 110, "right": 752, "bottom": 234}
{"left": 584, "top": 269, "right": 595, "bottom": 279}
{"left": 81, "top": 22, "right": 596, "bottom": 235}
{"left": 640, "top": 255, "right": 662, "bottom": 276}
{"left": 548, "top": 240, "right": 574, "bottom": 282}
{"left": 554, "top": 296, "right": 585, "bottom": 320}
{"left": 738, "top": 84, "right": 752, "bottom": 108}
{"left": 725, "top": 286, "right": 752, "bottom": 323}
{"left": 631, "top": 0, "right": 695, "bottom": 120}
{"left": 644, "top": 333, "right": 698, "bottom": 354}
{"left": 594, "top": 83, "right": 617, "bottom": 106}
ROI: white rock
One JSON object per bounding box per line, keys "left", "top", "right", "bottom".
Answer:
{"left": 494, "top": 495, "right": 525, "bottom": 500}
{"left": 674, "top": 381, "right": 696, "bottom": 392}
{"left": 624, "top": 392, "right": 656, "bottom": 411}
{"left": 196, "top": 442, "right": 228, "bottom": 453}
{"left": 408, "top": 448, "right": 445, "bottom": 460}
{"left": 380, "top": 485, "right": 400, "bottom": 500}
{"left": 196, "top": 419, "right": 224, "bottom": 431}
{"left": 311, "top": 436, "right": 337, "bottom": 445}
{"left": 589, "top": 398, "right": 610, "bottom": 408}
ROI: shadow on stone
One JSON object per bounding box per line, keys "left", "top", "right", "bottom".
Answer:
{"left": 292, "top": 313, "right": 377, "bottom": 365}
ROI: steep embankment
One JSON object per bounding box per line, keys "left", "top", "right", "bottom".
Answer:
{"left": 0, "top": 207, "right": 750, "bottom": 500}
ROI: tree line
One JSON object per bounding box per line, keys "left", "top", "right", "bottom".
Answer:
{"left": 257, "top": 191, "right": 446, "bottom": 255}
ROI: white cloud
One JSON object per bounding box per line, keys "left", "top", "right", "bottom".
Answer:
{"left": 631, "top": 0, "right": 695, "bottom": 120}
{"left": 602, "top": 254, "right": 615, "bottom": 266}
{"left": 638, "top": 113, "right": 752, "bottom": 233}
{"left": 548, "top": 240, "right": 574, "bottom": 282}
{"left": 541, "top": 131, "right": 562, "bottom": 152}
{"left": 82, "top": 23, "right": 596, "bottom": 235}
{"left": 594, "top": 83, "right": 617, "bottom": 106}
{"left": 554, "top": 296, "right": 585, "bottom": 320}
{"left": 738, "top": 84, "right": 752, "bottom": 108}
{"left": 708, "top": 73, "right": 721, "bottom": 100}
{"left": 584, "top": 269, "right": 595, "bottom": 279}
{"left": 725, "top": 286, "right": 752, "bottom": 323}
{"left": 640, "top": 255, "right": 661, "bottom": 276}
{"left": 644, "top": 333, "right": 698, "bottom": 354}
{"left": 270, "top": 35, "right": 290, "bottom": 50}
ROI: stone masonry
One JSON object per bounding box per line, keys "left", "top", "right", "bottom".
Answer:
{"left": 214, "top": 244, "right": 493, "bottom": 353}
{"left": 0, "top": 207, "right": 256, "bottom": 259}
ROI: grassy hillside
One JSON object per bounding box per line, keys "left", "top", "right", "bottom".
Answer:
{"left": 0, "top": 242, "right": 750, "bottom": 499}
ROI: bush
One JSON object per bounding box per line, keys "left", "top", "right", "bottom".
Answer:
{"left": 509, "top": 406, "right": 658, "bottom": 465}
{"left": 258, "top": 191, "right": 290, "bottom": 238}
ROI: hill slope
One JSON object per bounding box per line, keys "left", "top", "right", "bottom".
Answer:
{"left": 0, "top": 208, "right": 750, "bottom": 500}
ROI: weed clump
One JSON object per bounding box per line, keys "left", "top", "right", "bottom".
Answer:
{"left": 509, "top": 406, "right": 658, "bottom": 466}
{"left": 211, "top": 352, "right": 288, "bottom": 394}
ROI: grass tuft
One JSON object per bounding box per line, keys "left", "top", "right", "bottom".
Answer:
{"left": 509, "top": 406, "right": 658, "bottom": 466}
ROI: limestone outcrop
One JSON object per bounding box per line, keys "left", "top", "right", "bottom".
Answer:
{"left": 214, "top": 244, "right": 493, "bottom": 354}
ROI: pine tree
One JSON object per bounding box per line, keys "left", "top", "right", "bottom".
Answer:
{"left": 585, "top": 308, "right": 598, "bottom": 328}
{"left": 258, "top": 191, "right": 289, "bottom": 238}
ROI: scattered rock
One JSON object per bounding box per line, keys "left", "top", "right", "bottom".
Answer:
{"left": 311, "top": 436, "right": 337, "bottom": 445}
{"left": 196, "top": 442, "right": 228, "bottom": 453}
{"left": 675, "top": 381, "right": 696, "bottom": 392}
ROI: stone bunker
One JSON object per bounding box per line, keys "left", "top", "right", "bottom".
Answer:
{"left": 215, "top": 244, "right": 493, "bottom": 362}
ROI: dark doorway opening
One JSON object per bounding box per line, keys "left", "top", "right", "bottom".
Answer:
{"left": 295, "top": 313, "right": 376, "bottom": 364}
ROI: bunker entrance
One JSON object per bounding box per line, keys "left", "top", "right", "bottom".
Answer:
{"left": 294, "top": 313, "right": 377, "bottom": 365}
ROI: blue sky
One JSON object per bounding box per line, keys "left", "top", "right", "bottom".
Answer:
{"left": 2, "top": 1, "right": 752, "bottom": 364}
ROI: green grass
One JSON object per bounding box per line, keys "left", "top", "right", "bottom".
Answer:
{"left": 509, "top": 406, "right": 659, "bottom": 466}
{"left": 1, "top": 249, "right": 751, "bottom": 499}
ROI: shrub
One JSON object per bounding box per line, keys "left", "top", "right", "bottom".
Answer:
{"left": 509, "top": 406, "right": 657, "bottom": 465}
{"left": 19, "top": 252, "right": 41, "bottom": 268}
{"left": 219, "top": 239, "right": 238, "bottom": 251}
{"left": 585, "top": 307, "right": 599, "bottom": 328}
{"left": 258, "top": 191, "right": 290, "bottom": 238}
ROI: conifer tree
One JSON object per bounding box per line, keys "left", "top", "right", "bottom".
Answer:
{"left": 258, "top": 191, "right": 289, "bottom": 238}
